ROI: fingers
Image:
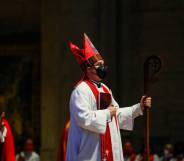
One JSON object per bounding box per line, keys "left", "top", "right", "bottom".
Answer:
{"left": 141, "top": 95, "right": 147, "bottom": 103}
{"left": 107, "top": 105, "right": 114, "bottom": 110}
{"left": 140, "top": 96, "right": 152, "bottom": 111}
{"left": 108, "top": 105, "right": 116, "bottom": 110}
{"left": 108, "top": 105, "right": 117, "bottom": 117}
{"left": 0, "top": 112, "right": 5, "bottom": 119}
{"left": 143, "top": 97, "right": 152, "bottom": 108}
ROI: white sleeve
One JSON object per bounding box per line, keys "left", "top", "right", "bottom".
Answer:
{"left": 35, "top": 154, "right": 40, "bottom": 161}
{"left": 36, "top": 157, "right": 40, "bottom": 161}
{"left": 116, "top": 103, "right": 143, "bottom": 131}
{"left": 0, "top": 126, "right": 7, "bottom": 143}
{"left": 70, "top": 87, "right": 110, "bottom": 134}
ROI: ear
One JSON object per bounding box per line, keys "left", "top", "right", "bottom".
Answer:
{"left": 86, "top": 67, "right": 90, "bottom": 73}
{"left": 86, "top": 67, "right": 94, "bottom": 76}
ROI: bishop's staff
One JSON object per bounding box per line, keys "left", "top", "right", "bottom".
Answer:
{"left": 143, "top": 55, "right": 163, "bottom": 161}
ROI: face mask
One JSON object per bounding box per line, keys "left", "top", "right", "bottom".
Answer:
{"left": 96, "top": 65, "right": 107, "bottom": 79}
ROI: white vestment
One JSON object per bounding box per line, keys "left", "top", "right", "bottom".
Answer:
{"left": 66, "top": 81, "right": 143, "bottom": 161}
{"left": 0, "top": 125, "right": 7, "bottom": 143}
{"left": 16, "top": 151, "right": 40, "bottom": 161}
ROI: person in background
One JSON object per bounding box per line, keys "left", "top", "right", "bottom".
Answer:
{"left": 123, "top": 141, "right": 137, "bottom": 161}
{"left": 0, "top": 112, "right": 16, "bottom": 161}
{"left": 57, "top": 119, "right": 70, "bottom": 161}
{"left": 160, "top": 144, "right": 176, "bottom": 161}
{"left": 135, "top": 144, "right": 160, "bottom": 161}
{"left": 174, "top": 142, "right": 184, "bottom": 161}
{"left": 16, "top": 138, "right": 40, "bottom": 161}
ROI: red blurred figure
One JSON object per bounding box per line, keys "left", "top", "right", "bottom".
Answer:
{"left": 0, "top": 112, "right": 16, "bottom": 161}
{"left": 135, "top": 144, "right": 160, "bottom": 161}
{"left": 57, "top": 120, "right": 70, "bottom": 161}
{"left": 123, "top": 141, "right": 137, "bottom": 161}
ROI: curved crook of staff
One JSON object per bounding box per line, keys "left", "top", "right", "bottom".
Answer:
{"left": 143, "top": 55, "right": 163, "bottom": 161}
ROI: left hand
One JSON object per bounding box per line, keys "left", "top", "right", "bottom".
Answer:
{"left": 0, "top": 112, "right": 5, "bottom": 132}
{"left": 140, "top": 96, "right": 152, "bottom": 111}
{"left": 107, "top": 105, "right": 117, "bottom": 118}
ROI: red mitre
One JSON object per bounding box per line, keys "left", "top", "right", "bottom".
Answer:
{"left": 69, "top": 33, "right": 103, "bottom": 70}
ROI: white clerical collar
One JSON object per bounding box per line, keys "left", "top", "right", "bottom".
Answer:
{"left": 90, "top": 80, "right": 102, "bottom": 88}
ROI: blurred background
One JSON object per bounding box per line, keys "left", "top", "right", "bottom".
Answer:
{"left": 0, "top": 0, "right": 184, "bottom": 160}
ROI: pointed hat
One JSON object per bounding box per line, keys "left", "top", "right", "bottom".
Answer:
{"left": 69, "top": 33, "right": 103, "bottom": 70}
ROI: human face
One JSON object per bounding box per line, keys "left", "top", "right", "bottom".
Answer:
{"left": 123, "top": 142, "right": 134, "bottom": 156}
{"left": 24, "top": 139, "right": 34, "bottom": 154}
{"left": 86, "top": 60, "right": 105, "bottom": 82}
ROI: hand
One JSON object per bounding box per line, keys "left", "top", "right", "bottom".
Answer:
{"left": 0, "top": 112, "right": 5, "bottom": 124}
{"left": 140, "top": 96, "right": 152, "bottom": 111}
{"left": 0, "top": 112, "right": 5, "bottom": 133}
{"left": 108, "top": 105, "right": 117, "bottom": 117}
{"left": 0, "top": 122, "right": 5, "bottom": 133}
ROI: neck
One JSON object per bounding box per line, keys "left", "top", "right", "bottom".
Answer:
{"left": 90, "top": 79, "right": 101, "bottom": 83}
{"left": 90, "top": 79, "right": 102, "bottom": 88}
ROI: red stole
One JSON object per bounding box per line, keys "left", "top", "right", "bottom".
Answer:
{"left": 129, "top": 154, "right": 136, "bottom": 161}
{"left": 85, "top": 80, "right": 115, "bottom": 161}
{"left": 57, "top": 120, "right": 70, "bottom": 161}
{"left": 140, "top": 154, "right": 154, "bottom": 161}
{"left": 0, "top": 119, "right": 16, "bottom": 161}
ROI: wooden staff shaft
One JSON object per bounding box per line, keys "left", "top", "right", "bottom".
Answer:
{"left": 143, "top": 55, "right": 162, "bottom": 161}
{"left": 144, "top": 108, "right": 150, "bottom": 161}
{"left": 144, "top": 69, "right": 150, "bottom": 161}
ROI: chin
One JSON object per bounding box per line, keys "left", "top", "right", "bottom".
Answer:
{"left": 95, "top": 77, "right": 102, "bottom": 82}
{"left": 89, "top": 73, "right": 102, "bottom": 82}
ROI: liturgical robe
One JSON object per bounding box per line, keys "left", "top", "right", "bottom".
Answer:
{"left": 0, "top": 119, "right": 16, "bottom": 161}
{"left": 66, "top": 81, "right": 143, "bottom": 161}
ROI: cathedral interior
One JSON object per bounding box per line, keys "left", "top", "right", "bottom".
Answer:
{"left": 1, "top": 0, "right": 184, "bottom": 160}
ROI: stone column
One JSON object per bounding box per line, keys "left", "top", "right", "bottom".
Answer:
{"left": 41, "top": 0, "right": 65, "bottom": 160}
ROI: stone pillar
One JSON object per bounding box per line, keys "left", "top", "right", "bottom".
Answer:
{"left": 41, "top": 0, "right": 65, "bottom": 160}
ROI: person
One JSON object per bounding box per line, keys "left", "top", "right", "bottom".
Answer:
{"left": 16, "top": 138, "right": 40, "bottom": 161}
{"left": 66, "top": 33, "right": 152, "bottom": 161}
{"left": 57, "top": 119, "right": 70, "bottom": 161}
{"left": 123, "top": 141, "right": 137, "bottom": 161}
{"left": 160, "top": 144, "right": 176, "bottom": 161}
{"left": 0, "top": 112, "right": 16, "bottom": 161}
{"left": 135, "top": 144, "right": 159, "bottom": 161}
{"left": 174, "top": 142, "right": 184, "bottom": 161}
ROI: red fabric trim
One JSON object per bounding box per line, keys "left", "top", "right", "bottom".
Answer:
{"left": 130, "top": 154, "right": 136, "bottom": 161}
{"left": 85, "top": 81, "right": 99, "bottom": 108}
{"left": 85, "top": 80, "right": 114, "bottom": 161}
{"left": 0, "top": 119, "right": 15, "bottom": 161}
{"left": 102, "top": 86, "right": 118, "bottom": 131}
{"left": 150, "top": 155, "right": 154, "bottom": 161}
{"left": 57, "top": 120, "right": 70, "bottom": 161}
{"left": 140, "top": 154, "right": 154, "bottom": 161}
